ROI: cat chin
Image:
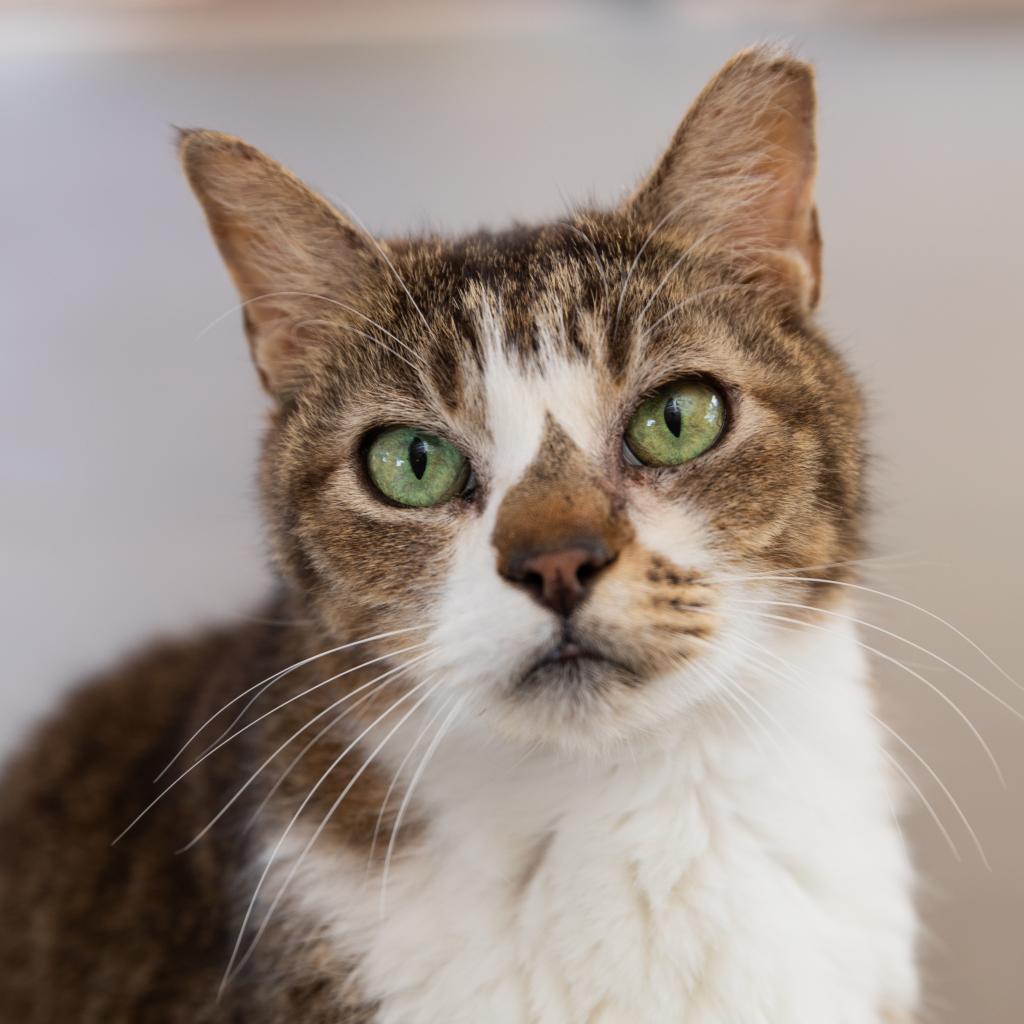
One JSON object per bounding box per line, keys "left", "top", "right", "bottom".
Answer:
{"left": 515, "top": 644, "right": 639, "bottom": 694}
{"left": 468, "top": 658, "right": 710, "bottom": 756}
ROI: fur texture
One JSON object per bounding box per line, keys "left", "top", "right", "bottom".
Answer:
{"left": 0, "top": 47, "right": 918, "bottom": 1022}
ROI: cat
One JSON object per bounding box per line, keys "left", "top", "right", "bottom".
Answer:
{"left": 0, "top": 47, "right": 919, "bottom": 1023}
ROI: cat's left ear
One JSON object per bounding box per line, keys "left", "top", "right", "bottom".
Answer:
{"left": 180, "top": 129, "right": 383, "bottom": 398}
{"left": 623, "top": 47, "right": 822, "bottom": 310}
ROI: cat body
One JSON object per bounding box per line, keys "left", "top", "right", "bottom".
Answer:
{"left": 0, "top": 48, "right": 919, "bottom": 1022}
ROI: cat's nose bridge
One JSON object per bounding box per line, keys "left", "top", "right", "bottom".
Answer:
{"left": 491, "top": 415, "right": 633, "bottom": 607}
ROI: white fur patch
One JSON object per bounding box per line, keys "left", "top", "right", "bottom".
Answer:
{"left": 425, "top": 295, "right": 613, "bottom": 723}
{"left": 277, "top": 617, "right": 917, "bottom": 1023}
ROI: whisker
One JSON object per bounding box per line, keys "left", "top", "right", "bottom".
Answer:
{"left": 648, "top": 282, "right": 754, "bottom": 335}
{"left": 498, "top": 737, "right": 545, "bottom": 782}
{"left": 194, "top": 290, "right": 422, "bottom": 369}
{"left": 727, "top": 631, "right": 987, "bottom": 866}
{"left": 690, "top": 647, "right": 802, "bottom": 775}
{"left": 736, "top": 598, "right": 1024, "bottom": 726}
{"left": 191, "top": 629, "right": 424, "bottom": 771}
{"left": 873, "top": 714, "right": 989, "bottom": 869}
{"left": 715, "top": 683, "right": 770, "bottom": 757}
{"left": 242, "top": 700, "right": 381, "bottom": 839}
{"left": 155, "top": 625, "right": 428, "bottom": 781}
{"left": 613, "top": 205, "right": 716, "bottom": 335}
{"left": 727, "top": 683, "right": 785, "bottom": 756}
{"left": 331, "top": 200, "right": 437, "bottom": 354}
{"left": 739, "top": 609, "right": 1005, "bottom": 786}
{"left": 725, "top": 677, "right": 794, "bottom": 754}
{"left": 365, "top": 694, "right": 454, "bottom": 873}
{"left": 703, "top": 553, "right": 921, "bottom": 585}
{"left": 881, "top": 775, "right": 908, "bottom": 853}
{"left": 880, "top": 747, "right": 962, "bottom": 863}
{"left": 179, "top": 659, "right": 425, "bottom": 852}
{"left": 379, "top": 693, "right": 466, "bottom": 916}
{"left": 294, "top": 317, "right": 422, "bottom": 374}
{"left": 626, "top": 555, "right": 919, "bottom": 608}
{"left": 113, "top": 644, "right": 430, "bottom": 845}
{"left": 221, "top": 676, "right": 444, "bottom": 993}
{"left": 721, "top": 575, "right": 1019, "bottom": 695}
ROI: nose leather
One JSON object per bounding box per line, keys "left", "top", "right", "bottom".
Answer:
{"left": 504, "top": 543, "right": 614, "bottom": 617}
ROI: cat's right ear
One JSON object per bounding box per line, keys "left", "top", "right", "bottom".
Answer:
{"left": 622, "top": 47, "right": 822, "bottom": 310}
{"left": 179, "top": 130, "right": 381, "bottom": 398}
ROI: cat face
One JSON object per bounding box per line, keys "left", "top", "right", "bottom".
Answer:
{"left": 183, "top": 48, "right": 864, "bottom": 752}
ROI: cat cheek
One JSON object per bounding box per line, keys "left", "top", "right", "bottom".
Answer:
{"left": 420, "top": 518, "right": 554, "bottom": 684}
{"left": 577, "top": 544, "right": 719, "bottom": 671}
{"left": 626, "top": 490, "right": 716, "bottom": 572}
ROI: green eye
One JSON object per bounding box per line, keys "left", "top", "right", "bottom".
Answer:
{"left": 624, "top": 380, "right": 726, "bottom": 467}
{"left": 365, "top": 426, "right": 470, "bottom": 507}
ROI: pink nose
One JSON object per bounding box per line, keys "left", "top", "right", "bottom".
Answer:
{"left": 503, "top": 543, "right": 614, "bottom": 617}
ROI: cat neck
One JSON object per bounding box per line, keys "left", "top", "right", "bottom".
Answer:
{"left": 389, "top": 610, "right": 880, "bottom": 853}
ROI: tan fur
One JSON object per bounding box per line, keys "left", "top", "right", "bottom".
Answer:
{"left": 492, "top": 416, "right": 634, "bottom": 570}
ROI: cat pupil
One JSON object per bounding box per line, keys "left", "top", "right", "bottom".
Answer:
{"left": 409, "top": 437, "right": 429, "bottom": 479}
{"left": 663, "top": 397, "right": 683, "bottom": 438}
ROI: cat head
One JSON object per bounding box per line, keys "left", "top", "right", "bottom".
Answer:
{"left": 182, "top": 47, "right": 864, "bottom": 753}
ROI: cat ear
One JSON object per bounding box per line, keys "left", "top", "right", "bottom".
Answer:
{"left": 179, "top": 129, "right": 381, "bottom": 397}
{"left": 624, "top": 47, "right": 822, "bottom": 310}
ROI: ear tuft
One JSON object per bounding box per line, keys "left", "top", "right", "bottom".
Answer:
{"left": 625, "top": 46, "right": 822, "bottom": 310}
{"left": 179, "top": 129, "right": 381, "bottom": 397}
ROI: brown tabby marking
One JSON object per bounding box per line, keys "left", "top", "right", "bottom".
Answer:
{"left": 492, "top": 415, "right": 634, "bottom": 570}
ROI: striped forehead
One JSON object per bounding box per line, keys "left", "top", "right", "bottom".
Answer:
{"left": 477, "top": 297, "right": 605, "bottom": 494}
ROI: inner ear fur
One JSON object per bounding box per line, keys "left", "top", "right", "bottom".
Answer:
{"left": 625, "top": 46, "right": 822, "bottom": 310}
{"left": 179, "top": 129, "right": 382, "bottom": 397}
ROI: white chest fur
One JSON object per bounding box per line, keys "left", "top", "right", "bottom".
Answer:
{"left": 277, "top": 621, "right": 918, "bottom": 1023}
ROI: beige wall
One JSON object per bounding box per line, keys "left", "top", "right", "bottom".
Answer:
{"left": 2, "top": 5, "right": 1022, "bottom": 1020}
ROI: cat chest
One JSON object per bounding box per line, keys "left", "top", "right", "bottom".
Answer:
{"left": 352, "top": 820, "right": 711, "bottom": 1023}
{"left": 294, "top": 793, "right": 903, "bottom": 1024}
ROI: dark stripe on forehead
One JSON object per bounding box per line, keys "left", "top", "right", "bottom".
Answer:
{"left": 407, "top": 225, "right": 612, "bottom": 357}
{"left": 425, "top": 334, "right": 465, "bottom": 411}
{"left": 605, "top": 306, "right": 635, "bottom": 379}
{"left": 387, "top": 216, "right": 711, "bottom": 382}
{"left": 564, "top": 307, "right": 590, "bottom": 360}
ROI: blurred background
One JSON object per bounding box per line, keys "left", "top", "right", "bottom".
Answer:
{"left": 2, "top": 0, "right": 1022, "bottom": 1019}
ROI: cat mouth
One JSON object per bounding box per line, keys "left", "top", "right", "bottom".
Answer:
{"left": 519, "top": 632, "right": 637, "bottom": 690}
